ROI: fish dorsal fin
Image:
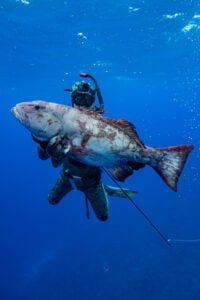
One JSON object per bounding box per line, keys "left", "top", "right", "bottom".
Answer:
{"left": 102, "top": 117, "right": 145, "bottom": 148}
{"left": 82, "top": 111, "right": 145, "bottom": 148}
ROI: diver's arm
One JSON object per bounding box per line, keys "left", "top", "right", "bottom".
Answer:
{"left": 32, "top": 135, "right": 50, "bottom": 160}
{"left": 37, "top": 144, "right": 50, "bottom": 160}
{"left": 48, "top": 170, "right": 73, "bottom": 205}
{"left": 46, "top": 135, "right": 70, "bottom": 166}
{"left": 32, "top": 134, "right": 65, "bottom": 166}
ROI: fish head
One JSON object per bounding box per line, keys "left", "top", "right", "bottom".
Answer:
{"left": 11, "top": 100, "right": 67, "bottom": 140}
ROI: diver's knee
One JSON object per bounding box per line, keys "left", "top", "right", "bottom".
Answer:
{"left": 98, "top": 214, "right": 108, "bottom": 221}
{"left": 48, "top": 195, "right": 62, "bottom": 205}
{"left": 48, "top": 187, "right": 72, "bottom": 205}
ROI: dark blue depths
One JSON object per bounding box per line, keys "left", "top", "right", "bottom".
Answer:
{"left": 0, "top": 0, "right": 200, "bottom": 299}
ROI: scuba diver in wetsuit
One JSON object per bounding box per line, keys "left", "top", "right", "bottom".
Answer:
{"left": 34, "top": 73, "right": 136, "bottom": 221}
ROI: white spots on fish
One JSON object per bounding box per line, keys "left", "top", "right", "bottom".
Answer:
{"left": 163, "top": 153, "right": 180, "bottom": 173}
{"left": 158, "top": 151, "right": 181, "bottom": 188}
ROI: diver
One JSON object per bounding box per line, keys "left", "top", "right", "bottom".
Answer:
{"left": 64, "top": 72, "right": 105, "bottom": 113}
{"left": 33, "top": 73, "right": 135, "bottom": 221}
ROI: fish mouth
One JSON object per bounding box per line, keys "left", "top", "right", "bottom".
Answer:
{"left": 11, "top": 106, "right": 20, "bottom": 119}
{"left": 11, "top": 104, "right": 28, "bottom": 124}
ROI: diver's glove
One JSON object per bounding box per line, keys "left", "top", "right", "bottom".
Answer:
{"left": 37, "top": 144, "right": 50, "bottom": 160}
{"left": 31, "top": 134, "right": 50, "bottom": 160}
{"left": 46, "top": 135, "right": 70, "bottom": 167}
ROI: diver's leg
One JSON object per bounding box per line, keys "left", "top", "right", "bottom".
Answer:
{"left": 31, "top": 135, "right": 50, "bottom": 160}
{"left": 81, "top": 174, "right": 109, "bottom": 221}
{"left": 48, "top": 172, "right": 73, "bottom": 205}
{"left": 86, "top": 183, "right": 109, "bottom": 221}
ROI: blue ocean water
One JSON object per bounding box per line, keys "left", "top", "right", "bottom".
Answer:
{"left": 1, "top": 0, "right": 200, "bottom": 299}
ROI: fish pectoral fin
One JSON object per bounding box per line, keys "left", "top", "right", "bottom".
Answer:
{"left": 46, "top": 135, "right": 71, "bottom": 161}
{"left": 127, "top": 161, "right": 145, "bottom": 170}
{"left": 104, "top": 185, "right": 137, "bottom": 198}
{"left": 108, "top": 165, "right": 133, "bottom": 182}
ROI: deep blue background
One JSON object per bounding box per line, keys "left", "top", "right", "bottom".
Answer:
{"left": 1, "top": 1, "right": 200, "bottom": 299}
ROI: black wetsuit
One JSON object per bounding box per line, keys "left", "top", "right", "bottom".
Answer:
{"left": 36, "top": 141, "right": 108, "bottom": 221}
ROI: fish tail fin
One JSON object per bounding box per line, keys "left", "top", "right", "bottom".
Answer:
{"left": 148, "top": 145, "right": 194, "bottom": 191}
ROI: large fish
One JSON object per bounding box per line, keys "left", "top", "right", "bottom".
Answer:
{"left": 11, "top": 101, "right": 194, "bottom": 191}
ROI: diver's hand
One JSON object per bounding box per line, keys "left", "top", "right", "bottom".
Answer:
{"left": 46, "top": 135, "right": 70, "bottom": 166}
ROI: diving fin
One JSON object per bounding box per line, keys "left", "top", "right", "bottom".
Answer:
{"left": 104, "top": 185, "right": 137, "bottom": 198}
